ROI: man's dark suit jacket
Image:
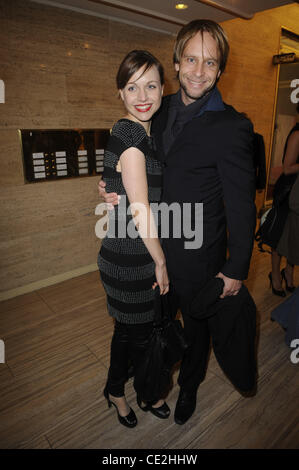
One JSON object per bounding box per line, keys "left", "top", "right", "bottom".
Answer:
{"left": 152, "top": 92, "right": 256, "bottom": 285}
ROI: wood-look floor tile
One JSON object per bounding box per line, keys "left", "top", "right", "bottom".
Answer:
{"left": 0, "top": 346, "right": 107, "bottom": 448}
{"left": 0, "top": 248, "right": 298, "bottom": 449}
{"left": 150, "top": 373, "right": 241, "bottom": 449}
{"left": 187, "top": 357, "right": 299, "bottom": 449}
{"left": 18, "top": 435, "right": 52, "bottom": 449}
{"left": 0, "top": 364, "right": 14, "bottom": 381}
{"left": 0, "top": 343, "right": 100, "bottom": 412}
{"left": 3, "top": 297, "right": 106, "bottom": 362}
{"left": 45, "top": 375, "right": 176, "bottom": 449}
{"left": 36, "top": 271, "right": 105, "bottom": 314}
{"left": 0, "top": 291, "right": 40, "bottom": 314}
{"left": 0, "top": 299, "right": 56, "bottom": 339}
{"left": 271, "top": 420, "right": 299, "bottom": 449}
{"left": 84, "top": 319, "right": 113, "bottom": 368}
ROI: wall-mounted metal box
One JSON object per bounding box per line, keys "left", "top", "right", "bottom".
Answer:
{"left": 19, "top": 129, "right": 110, "bottom": 183}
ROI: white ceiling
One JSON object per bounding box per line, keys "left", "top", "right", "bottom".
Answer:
{"left": 31, "top": 0, "right": 297, "bottom": 35}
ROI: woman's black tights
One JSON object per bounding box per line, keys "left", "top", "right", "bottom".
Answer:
{"left": 106, "top": 320, "right": 153, "bottom": 397}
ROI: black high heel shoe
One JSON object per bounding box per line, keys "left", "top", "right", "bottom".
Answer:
{"left": 137, "top": 396, "right": 170, "bottom": 419}
{"left": 268, "top": 272, "right": 286, "bottom": 297}
{"left": 104, "top": 387, "right": 137, "bottom": 428}
{"left": 281, "top": 268, "right": 296, "bottom": 293}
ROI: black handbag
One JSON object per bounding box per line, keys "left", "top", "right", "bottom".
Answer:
{"left": 133, "top": 286, "right": 188, "bottom": 403}
{"left": 255, "top": 202, "right": 288, "bottom": 252}
{"left": 255, "top": 173, "right": 297, "bottom": 252}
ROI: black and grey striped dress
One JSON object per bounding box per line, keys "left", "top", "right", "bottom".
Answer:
{"left": 98, "top": 119, "right": 163, "bottom": 324}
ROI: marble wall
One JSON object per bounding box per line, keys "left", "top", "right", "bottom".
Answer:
{"left": 0, "top": 0, "right": 176, "bottom": 298}
{"left": 1, "top": 0, "right": 298, "bottom": 298}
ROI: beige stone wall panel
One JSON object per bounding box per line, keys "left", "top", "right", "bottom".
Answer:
{"left": 3, "top": 0, "right": 298, "bottom": 296}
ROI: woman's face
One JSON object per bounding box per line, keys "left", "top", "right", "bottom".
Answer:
{"left": 119, "top": 65, "right": 163, "bottom": 128}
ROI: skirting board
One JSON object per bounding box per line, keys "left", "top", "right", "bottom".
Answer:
{"left": 0, "top": 264, "right": 98, "bottom": 302}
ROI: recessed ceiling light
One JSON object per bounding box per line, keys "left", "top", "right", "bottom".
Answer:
{"left": 175, "top": 3, "right": 188, "bottom": 10}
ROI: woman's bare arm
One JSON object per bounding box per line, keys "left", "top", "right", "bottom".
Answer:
{"left": 119, "top": 147, "right": 169, "bottom": 294}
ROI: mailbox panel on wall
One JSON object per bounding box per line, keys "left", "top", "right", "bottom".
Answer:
{"left": 20, "top": 129, "right": 110, "bottom": 183}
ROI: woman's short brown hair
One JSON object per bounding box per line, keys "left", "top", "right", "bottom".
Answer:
{"left": 173, "top": 19, "right": 229, "bottom": 74}
{"left": 116, "top": 50, "right": 164, "bottom": 90}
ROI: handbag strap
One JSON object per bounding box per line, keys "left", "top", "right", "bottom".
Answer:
{"left": 153, "top": 285, "right": 171, "bottom": 325}
{"left": 153, "top": 285, "right": 162, "bottom": 325}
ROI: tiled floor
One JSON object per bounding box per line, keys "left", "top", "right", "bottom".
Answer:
{"left": 0, "top": 247, "right": 298, "bottom": 449}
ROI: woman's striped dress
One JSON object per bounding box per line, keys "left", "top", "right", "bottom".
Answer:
{"left": 98, "top": 119, "right": 163, "bottom": 324}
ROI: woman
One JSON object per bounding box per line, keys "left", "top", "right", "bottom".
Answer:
{"left": 98, "top": 50, "right": 170, "bottom": 428}
{"left": 269, "top": 104, "right": 299, "bottom": 296}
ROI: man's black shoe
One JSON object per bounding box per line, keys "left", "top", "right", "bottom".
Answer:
{"left": 174, "top": 389, "right": 197, "bottom": 425}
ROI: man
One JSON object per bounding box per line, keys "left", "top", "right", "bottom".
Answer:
{"left": 99, "top": 19, "right": 256, "bottom": 425}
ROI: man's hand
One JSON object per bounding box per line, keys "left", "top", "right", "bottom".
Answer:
{"left": 216, "top": 272, "right": 242, "bottom": 299}
{"left": 98, "top": 179, "right": 120, "bottom": 209}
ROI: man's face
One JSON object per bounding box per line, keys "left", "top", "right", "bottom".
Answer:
{"left": 175, "top": 31, "right": 221, "bottom": 106}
